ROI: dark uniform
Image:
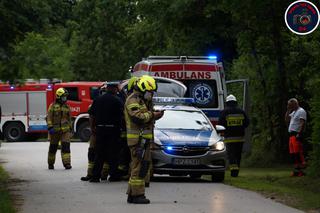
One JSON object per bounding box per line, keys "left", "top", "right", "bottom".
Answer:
{"left": 218, "top": 98, "right": 249, "bottom": 177}
{"left": 89, "top": 91, "right": 123, "bottom": 182}
{"left": 80, "top": 105, "right": 109, "bottom": 181}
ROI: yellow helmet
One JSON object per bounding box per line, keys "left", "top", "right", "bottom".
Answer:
{"left": 136, "top": 75, "right": 157, "bottom": 92}
{"left": 127, "top": 76, "right": 139, "bottom": 91}
{"left": 56, "top": 88, "right": 68, "bottom": 98}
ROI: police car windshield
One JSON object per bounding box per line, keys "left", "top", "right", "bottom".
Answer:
{"left": 155, "top": 110, "right": 212, "bottom": 130}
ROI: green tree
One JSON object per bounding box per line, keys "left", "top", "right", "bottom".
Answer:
{"left": 7, "top": 31, "right": 74, "bottom": 81}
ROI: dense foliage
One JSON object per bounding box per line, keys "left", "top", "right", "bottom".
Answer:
{"left": 0, "top": 0, "right": 319, "bottom": 176}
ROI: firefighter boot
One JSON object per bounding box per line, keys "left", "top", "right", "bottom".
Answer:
{"left": 81, "top": 175, "right": 92, "bottom": 181}
{"left": 231, "top": 169, "right": 239, "bottom": 177}
{"left": 48, "top": 164, "right": 54, "bottom": 170}
{"left": 127, "top": 194, "right": 146, "bottom": 203}
{"left": 131, "top": 195, "right": 150, "bottom": 204}
{"left": 89, "top": 177, "right": 100, "bottom": 183}
{"left": 65, "top": 164, "right": 72, "bottom": 170}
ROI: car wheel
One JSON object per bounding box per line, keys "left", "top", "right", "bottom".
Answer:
{"left": 4, "top": 122, "right": 26, "bottom": 142}
{"left": 78, "top": 121, "right": 91, "bottom": 142}
{"left": 211, "top": 172, "right": 225, "bottom": 182}
{"left": 190, "top": 174, "right": 202, "bottom": 179}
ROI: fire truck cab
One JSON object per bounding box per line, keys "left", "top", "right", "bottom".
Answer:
{"left": 0, "top": 81, "right": 101, "bottom": 142}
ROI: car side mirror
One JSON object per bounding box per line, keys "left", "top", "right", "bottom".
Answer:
{"left": 215, "top": 125, "right": 225, "bottom": 137}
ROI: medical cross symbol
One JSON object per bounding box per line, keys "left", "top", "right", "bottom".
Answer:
{"left": 193, "top": 83, "right": 212, "bottom": 105}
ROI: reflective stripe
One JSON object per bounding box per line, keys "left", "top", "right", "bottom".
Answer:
{"left": 224, "top": 137, "right": 244, "bottom": 143}
{"left": 129, "top": 177, "right": 144, "bottom": 186}
{"left": 230, "top": 164, "right": 239, "bottom": 170}
{"left": 88, "top": 162, "right": 94, "bottom": 169}
{"left": 127, "top": 133, "right": 153, "bottom": 139}
{"left": 103, "top": 164, "right": 110, "bottom": 169}
{"left": 226, "top": 114, "right": 245, "bottom": 126}
{"left": 127, "top": 103, "right": 140, "bottom": 109}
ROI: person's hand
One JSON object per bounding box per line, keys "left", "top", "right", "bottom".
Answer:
{"left": 48, "top": 128, "right": 55, "bottom": 135}
{"left": 287, "top": 104, "right": 293, "bottom": 113}
{"left": 153, "top": 110, "right": 164, "bottom": 120}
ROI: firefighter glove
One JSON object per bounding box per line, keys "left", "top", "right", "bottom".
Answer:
{"left": 48, "top": 128, "right": 55, "bottom": 135}
{"left": 136, "top": 146, "right": 145, "bottom": 160}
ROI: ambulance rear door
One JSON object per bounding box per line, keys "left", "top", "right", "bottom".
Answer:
{"left": 226, "top": 79, "right": 251, "bottom": 151}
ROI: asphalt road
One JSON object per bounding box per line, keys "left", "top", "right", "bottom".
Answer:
{"left": 0, "top": 142, "right": 303, "bottom": 213}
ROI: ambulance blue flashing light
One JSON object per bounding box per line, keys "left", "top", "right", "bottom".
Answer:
{"left": 208, "top": 55, "right": 217, "bottom": 60}
{"left": 153, "top": 97, "right": 195, "bottom": 105}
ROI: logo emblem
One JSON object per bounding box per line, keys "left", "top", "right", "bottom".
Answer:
{"left": 182, "top": 146, "right": 189, "bottom": 153}
{"left": 285, "top": 0, "right": 320, "bottom": 35}
{"left": 192, "top": 83, "right": 212, "bottom": 105}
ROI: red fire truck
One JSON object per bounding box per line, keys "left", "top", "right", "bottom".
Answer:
{"left": 0, "top": 81, "right": 102, "bottom": 142}
{"left": 132, "top": 56, "right": 249, "bottom": 125}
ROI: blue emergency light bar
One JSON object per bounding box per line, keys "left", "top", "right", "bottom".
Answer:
{"left": 208, "top": 55, "right": 217, "bottom": 60}
{"left": 153, "top": 97, "right": 195, "bottom": 105}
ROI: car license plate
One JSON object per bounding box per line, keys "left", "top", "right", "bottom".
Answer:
{"left": 173, "top": 158, "right": 200, "bottom": 165}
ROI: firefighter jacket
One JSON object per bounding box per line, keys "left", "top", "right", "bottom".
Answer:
{"left": 124, "top": 90, "right": 154, "bottom": 146}
{"left": 218, "top": 106, "right": 249, "bottom": 143}
{"left": 47, "top": 102, "right": 72, "bottom": 133}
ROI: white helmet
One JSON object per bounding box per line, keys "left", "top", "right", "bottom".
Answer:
{"left": 226, "top": 94, "right": 237, "bottom": 102}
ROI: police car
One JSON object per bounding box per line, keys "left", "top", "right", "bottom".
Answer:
{"left": 152, "top": 97, "right": 226, "bottom": 182}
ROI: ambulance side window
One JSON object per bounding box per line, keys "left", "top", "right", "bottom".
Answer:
{"left": 65, "top": 87, "right": 79, "bottom": 101}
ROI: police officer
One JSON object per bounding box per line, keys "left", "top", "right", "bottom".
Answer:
{"left": 47, "top": 88, "right": 72, "bottom": 170}
{"left": 218, "top": 94, "right": 249, "bottom": 177}
{"left": 89, "top": 82, "right": 123, "bottom": 182}
{"left": 125, "top": 75, "right": 163, "bottom": 204}
{"left": 80, "top": 86, "right": 109, "bottom": 181}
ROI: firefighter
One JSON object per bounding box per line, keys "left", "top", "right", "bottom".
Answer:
{"left": 89, "top": 82, "right": 123, "bottom": 183}
{"left": 47, "top": 88, "right": 72, "bottom": 170}
{"left": 117, "top": 77, "right": 139, "bottom": 179}
{"left": 125, "top": 75, "right": 164, "bottom": 204}
{"left": 80, "top": 101, "right": 109, "bottom": 181}
{"left": 285, "top": 98, "right": 307, "bottom": 176}
{"left": 218, "top": 94, "right": 249, "bottom": 177}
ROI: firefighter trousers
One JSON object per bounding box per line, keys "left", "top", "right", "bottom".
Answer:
{"left": 226, "top": 142, "right": 244, "bottom": 171}
{"left": 118, "top": 137, "right": 131, "bottom": 176}
{"left": 127, "top": 143, "right": 151, "bottom": 196}
{"left": 48, "top": 132, "right": 72, "bottom": 167}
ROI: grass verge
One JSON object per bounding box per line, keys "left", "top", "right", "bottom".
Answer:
{"left": 222, "top": 167, "right": 320, "bottom": 212}
{"left": 0, "top": 165, "right": 15, "bottom": 213}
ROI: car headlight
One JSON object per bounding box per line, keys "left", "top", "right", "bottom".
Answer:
{"left": 210, "top": 141, "right": 225, "bottom": 151}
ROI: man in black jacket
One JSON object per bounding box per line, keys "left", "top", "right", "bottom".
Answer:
{"left": 218, "top": 94, "right": 249, "bottom": 177}
{"left": 89, "top": 82, "right": 123, "bottom": 182}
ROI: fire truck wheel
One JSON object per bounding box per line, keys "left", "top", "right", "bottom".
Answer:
{"left": 4, "top": 122, "right": 26, "bottom": 142}
{"left": 78, "top": 121, "right": 91, "bottom": 142}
